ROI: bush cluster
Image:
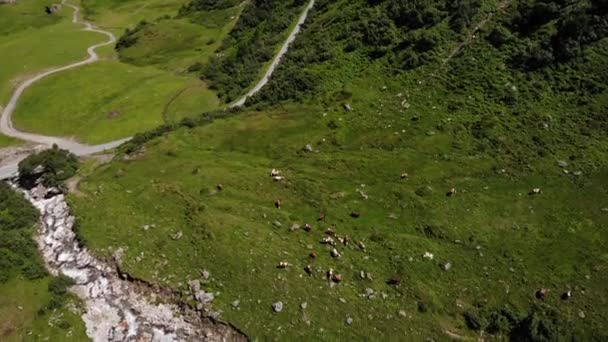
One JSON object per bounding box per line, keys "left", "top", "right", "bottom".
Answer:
{"left": 18, "top": 144, "right": 79, "bottom": 190}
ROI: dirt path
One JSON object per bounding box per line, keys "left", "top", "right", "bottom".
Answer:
{"left": 0, "top": 1, "right": 129, "bottom": 179}
{"left": 229, "top": 0, "right": 315, "bottom": 107}
{"left": 0, "top": 0, "right": 314, "bottom": 179}
{"left": 442, "top": 0, "right": 511, "bottom": 66}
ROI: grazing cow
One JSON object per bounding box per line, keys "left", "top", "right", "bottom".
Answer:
{"left": 536, "top": 288, "right": 548, "bottom": 299}
{"left": 304, "top": 265, "right": 313, "bottom": 276}
{"left": 275, "top": 199, "right": 282, "bottom": 209}
{"left": 387, "top": 275, "right": 401, "bottom": 286}
{"left": 331, "top": 273, "right": 342, "bottom": 283}
{"left": 357, "top": 241, "right": 366, "bottom": 251}
{"left": 331, "top": 248, "right": 340, "bottom": 258}
{"left": 277, "top": 261, "right": 291, "bottom": 269}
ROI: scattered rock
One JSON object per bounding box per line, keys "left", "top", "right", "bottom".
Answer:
{"left": 170, "top": 231, "right": 183, "bottom": 240}
{"left": 273, "top": 220, "right": 282, "bottom": 227}
{"left": 561, "top": 291, "right": 572, "bottom": 300}
{"left": 344, "top": 103, "right": 353, "bottom": 112}
{"left": 529, "top": 188, "right": 541, "bottom": 195}
{"left": 300, "top": 302, "right": 308, "bottom": 309}
{"left": 232, "top": 300, "right": 240, "bottom": 308}
{"left": 350, "top": 211, "right": 360, "bottom": 218}
{"left": 400, "top": 172, "right": 409, "bottom": 179}
{"left": 398, "top": 310, "right": 407, "bottom": 318}
{"left": 360, "top": 270, "right": 366, "bottom": 279}
{"left": 423, "top": 252, "right": 434, "bottom": 260}
{"left": 346, "top": 317, "right": 353, "bottom": 325}
{"left": 270, "top": 169, "right": 281, "bottom": 177}
{"left": 339, "top": 298, "right": 347, "bottom": 304}
{"left": 272, "top": 301, "right": 283, "bottom": 313}
{"left": 446, "top": 188, "right": 456, "bottom": 197}
{"left": 557, "top": 160, "right": 568, "bottom": 167}
{"left": 194, "top": 290, "right": 214, "bottom": 304}
{"left": 290, "top": 223, "right": 301, "bottom": 232}
{"left": 331, "top": 273, "right": 343, "bottom": 283}
{"left": 578, "top": 310, "right": 585, "bottom": 319}
{"left": 309, "top": 251, "right": 317, "bottom": 259}
{"left": 357, "top": 189, "right": 369, "bottom": 200}
{"left": 216, "top": 184, "right": 224, "bottom": 191}
{"left": 201, "top": 270, "right": 210, "bottom": 280}
{"left": 443, "top": 262, "right": 452, "bottom": 271}
{"left": 304, "top": 144, "right": 314, "bottom": 152}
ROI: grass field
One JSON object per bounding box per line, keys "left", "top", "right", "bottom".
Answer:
{"left": 67, "top": 0, "right": 608, "bottom": 338}
{"left": 0, "top": 278, "right": 88, "bottom": 341}
{"left": 0, "top": 135, "right": 20, "bottom": 148}
{"left": 117, "top": 9, "right": 240, "bottom": 73}
{"left": 70, "top": 72, "right": 608, "bottom": 340}
{"left": 81, "top": 0, "right": 190, "bottom": 35}
{"left": 0, "top": 0, "right": 104, "bottom": 104}
{"left": 12, "top": 61, "right": 219, "bottom": 144}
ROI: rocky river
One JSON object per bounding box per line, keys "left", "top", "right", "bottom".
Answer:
{"left": 14, "top": 183, "right": 245, "bottom": 342}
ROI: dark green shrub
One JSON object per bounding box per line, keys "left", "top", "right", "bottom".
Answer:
{"left": 18, "top": 144, "right": 79, "bottom": 190}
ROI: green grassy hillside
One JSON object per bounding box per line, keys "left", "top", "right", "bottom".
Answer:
{"left": 69, "top": 0, "right": 608, "bottom": 340}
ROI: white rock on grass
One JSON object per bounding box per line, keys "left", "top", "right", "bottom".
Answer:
{"left": 272, "top": 301, "right": 283, "bottom": 313}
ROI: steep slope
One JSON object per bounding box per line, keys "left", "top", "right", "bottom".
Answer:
{"left": 70, "top": 0, "right": 608, "bottom": 340}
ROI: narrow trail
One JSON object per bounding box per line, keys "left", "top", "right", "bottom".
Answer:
{"left": 442, "top": 0, "right": 512, "bottom": 66}
{"left": 230, "top": 0, "right": 315, "bottom": 107}
{"left": 0, "top": 0, "right": 315, "bottom": 179}
{"left": 0, "top": 1, "right": 128, "bottom": 178}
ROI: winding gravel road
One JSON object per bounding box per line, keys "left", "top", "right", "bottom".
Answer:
{"left": 230, "top": 0, "right": 315, "bottom": 107}
{"left": 0, "top": 0, "right": 314, "bottom": 179}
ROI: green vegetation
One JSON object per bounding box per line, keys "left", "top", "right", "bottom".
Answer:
{"left": 81, "top": 0, "right": 190, "bottom": 34}
{"left": 70, "top": 0, "right": 608, "bottom": 339}
{"left": 115, "top": 5, "right": 240, "bottom": 73}
{"left": 12, "top": 61, "right": 219, "bottom": 143}
{"left": 18, "top": 145, "right": 79, "bottom": 190}
{"left": 0, "top": 182, "right": 86, "bottom": 340}
{"left": 200, "top": 0, "right": 309, "bottom": 102}
{"left": 0, "top": 0, "right": 104, "bottom": 103}
{"left": 0, "top": 135, "right": 19, "bottom": 148}
{"left": 9, "top": 0, "right": 247, "bottom": 142}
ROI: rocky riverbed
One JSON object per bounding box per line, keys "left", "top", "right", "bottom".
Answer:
{"left": 15, "top": 183, "right": 245, "bottom": 342}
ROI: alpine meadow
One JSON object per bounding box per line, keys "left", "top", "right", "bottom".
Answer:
{"left": 0, "top": 0, "right": 606, "bottom": 341}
